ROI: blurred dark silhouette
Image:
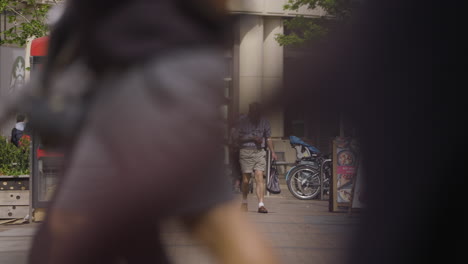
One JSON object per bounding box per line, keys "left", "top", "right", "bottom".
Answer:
{"left": 25, "top": 1, "right": 280, "bottom": 264}
{"left": 275, "top": 1, "right": 460, "bottom": 264}
{"left": 227, "top": 114, "right": 244, "bottom": 193}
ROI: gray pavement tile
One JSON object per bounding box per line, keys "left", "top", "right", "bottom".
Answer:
{"left": 0, "top": 251, "right": 27, "bottom": 264}
{"left": 0, "top": 227, "right": 37, "bottom": 237}
{"left": 0, "top": 237, "right": 33, "bottom": 253}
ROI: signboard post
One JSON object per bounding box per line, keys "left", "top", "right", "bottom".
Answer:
{"left": 331, "top": 137, "right": 360, "bottom": 212}
{"left": 349, "top": 157, "right": 366, "bottom": 213}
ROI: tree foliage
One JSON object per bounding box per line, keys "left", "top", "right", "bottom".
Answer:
{"left": 0, "top": 0, "right": 59, "bottom": 47}
{"left": 276, "top": 0, "right": 359, "bottom": 47}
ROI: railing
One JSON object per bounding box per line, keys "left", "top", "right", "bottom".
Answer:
{"left": 320, "top": 159, "right": 332, "bottom": 200}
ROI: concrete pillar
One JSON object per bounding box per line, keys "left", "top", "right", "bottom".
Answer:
{"left": 238, "top": 15, "right": 284, "bottom": 137}
{"left": 238, "top": 15, "right": 263, "bottom": 114}
{"left": 263, "top": 17, "right": 284, "bottom": 137}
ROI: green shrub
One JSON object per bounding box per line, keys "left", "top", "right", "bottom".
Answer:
{"left": 0, "top": 135, "right": 30, "bottom": 176}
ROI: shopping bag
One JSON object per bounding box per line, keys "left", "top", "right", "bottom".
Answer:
{"left": 267, "top": 160, "right": 281, "bottom": 194}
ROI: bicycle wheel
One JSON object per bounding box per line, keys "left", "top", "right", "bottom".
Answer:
{"left": 287, "top": 165, "right": 321, "bottom": 200}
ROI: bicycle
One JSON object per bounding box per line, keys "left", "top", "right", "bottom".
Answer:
{"left": 285, "top": 136, "right": 332, "bottom": 200}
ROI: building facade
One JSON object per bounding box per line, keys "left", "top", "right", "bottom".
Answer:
{"left": 226, "top": 1, "right": 338, "bottom": 162}
{"left": 0, "top": 0, "right": 340, "bottom": 160}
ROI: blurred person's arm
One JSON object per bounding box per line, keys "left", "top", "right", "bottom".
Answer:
{"left": 184, "top": 201, "right": 280, "bottom": 264}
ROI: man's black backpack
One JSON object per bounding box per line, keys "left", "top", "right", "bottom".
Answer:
{"left": 11, "top": 127, "right": 24, "bottom": 147}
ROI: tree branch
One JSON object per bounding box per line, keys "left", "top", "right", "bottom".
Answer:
{"left": 6, "top": 4, "right": 30, "bottom": 23}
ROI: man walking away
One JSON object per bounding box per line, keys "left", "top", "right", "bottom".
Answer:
{"left": 237, "top": 102, "right": 277, "bottom": 213}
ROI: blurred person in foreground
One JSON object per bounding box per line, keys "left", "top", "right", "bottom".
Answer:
{"left": 26, "top": 0, "right": 280, "bottom": 264}
{"left": 227, "top": 114, "right": 244, "bottom": 193}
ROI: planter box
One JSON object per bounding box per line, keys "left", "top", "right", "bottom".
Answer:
{"left": 0, "top": 176, "right": 30, "bottom": 219}
{"left": 0, "top": 205, "right": 29, "bottom": 219}
{"left": 0, "top": 175, "right": 29, "bottom": 191}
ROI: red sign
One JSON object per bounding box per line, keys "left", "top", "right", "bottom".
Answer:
{"left": 37, "top": 149, "right": 64, "bottom": 159}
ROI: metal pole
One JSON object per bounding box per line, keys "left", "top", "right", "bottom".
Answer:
{"left": 28, "top": 134, "right": 33, "bottom": 223}
{"left": 321, "top": 159, "right": 332, "bottom": 201}
{"left": 320, "top": 160, "right": 324, "bottom": 200}
{"left": 266, "top": 149, "right": 271, "bottom": 197}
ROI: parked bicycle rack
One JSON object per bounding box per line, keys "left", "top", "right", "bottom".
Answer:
{"left": 268, "top": 151, "right": 331, "bottom": 201}
{"left": 320, "top": 159, "right": 332, "bottom": 201}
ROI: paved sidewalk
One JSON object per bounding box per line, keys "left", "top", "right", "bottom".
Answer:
{"left": 0, "top": 187, "right": 360, "bottom": 264}
{"left": 0, "top": 222, "right": 36, "bottom": 264}
{"left": 161, "top": 190, "right": 359, "bottom": 264}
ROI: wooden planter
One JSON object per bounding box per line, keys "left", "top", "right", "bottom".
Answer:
{"left": 0, "top": 175, "right": 30, "bottom": 219}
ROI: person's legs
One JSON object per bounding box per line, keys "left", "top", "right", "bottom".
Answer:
{"left": 253, "top": 150, "right": 268, "bottom": 213}
{"left": 241, "top": 173, "right": 251, "bottom": 200}
{"left": 254, "top": 169, "right": 265, "bottom": 205}
{"left": 254, "top": 170, "right": 268, "bottom": 213}
{"left": 239, "top": 149, "right": 255, "bottom": 211}
{"left": 234, "top": 177, "right": 241, "bottom": 192}
{"left": 230, "top": 151, "right": 241, "bottom": 192}
{"left": 240, "top": 173, "right": 251, "bottom": 211}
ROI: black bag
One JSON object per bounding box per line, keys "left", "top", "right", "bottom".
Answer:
{"left": 267, "top": 160, "right": 281, "bottom": 194}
